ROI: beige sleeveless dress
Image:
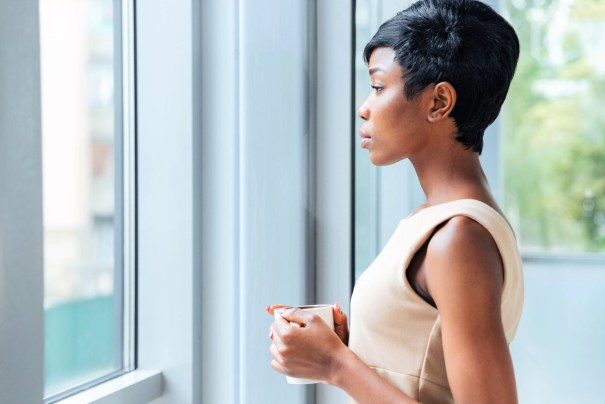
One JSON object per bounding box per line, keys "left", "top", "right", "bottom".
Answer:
{"left": 348, "top": 199, "right": 524, "bottom": 403}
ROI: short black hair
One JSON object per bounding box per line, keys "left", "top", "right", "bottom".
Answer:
{"left": 363, "top": 0, "right": 519, "bottom": 154}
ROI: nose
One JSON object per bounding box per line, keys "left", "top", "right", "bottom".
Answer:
{"left": 357, "top": 98, "right": 369, "bottom": 121}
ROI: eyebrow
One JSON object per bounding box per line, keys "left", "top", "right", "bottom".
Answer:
{"left": 369, "top": 67, "right": 387, "bottom": 75}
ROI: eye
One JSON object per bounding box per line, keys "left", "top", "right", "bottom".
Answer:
{"left": 371, "top": 85, "right": 384, "bottom": 94}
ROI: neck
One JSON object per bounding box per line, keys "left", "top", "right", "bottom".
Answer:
{"left": 409, "top": 140, "right": 493, "bottom": 207}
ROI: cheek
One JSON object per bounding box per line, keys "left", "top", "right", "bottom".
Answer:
{"left": 377, "top": 104, "right": 408, "bottom": 136}
{"left": 377, "top": 93, "right": 408, "bottom": 125}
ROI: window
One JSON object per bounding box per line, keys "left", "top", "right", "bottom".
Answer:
{"left": 39, "top": 0, "right": 135, "bottom": 400}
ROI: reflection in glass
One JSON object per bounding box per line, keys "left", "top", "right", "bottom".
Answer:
{"left": 40, "top": 0, "right": 120, "bottom": 396}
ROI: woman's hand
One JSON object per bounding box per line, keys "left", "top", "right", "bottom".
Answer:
{"left": 266, "top": 304, "right": 419, "bottom": 403}
{"left": 266, "top": 303, "right": 349, "bottom": 345}
{"left": 267, "top": 306, "right": 348, "bottom": 384}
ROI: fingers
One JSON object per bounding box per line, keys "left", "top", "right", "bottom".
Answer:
{"left": 268, "top": 305, "right": 333, "bottom": 329}
{"left": 270, "top": 325, "right": 287, "bottom": 352}
{"left": 270, "top": 332, "right": 292, "bottom": 377}
{"left": 270, "top": 343, "right": 288, "bottom": 376}
{"left": 271, "top": 359, "right": 286, "bottom": 375}
{"left": 267, "top": 305, "right": 305, "bottom": 331}
{"left": 270, "top": 339, "right": 285, "bottom": 361}
{"left": 266, "top": 304, "right": 289, "bottom": 316}
{"left": 275, "top": 307, "right": 311, "bottom": 328}
{"left": 271, "top": 312, "right": 302, "bottom": 346}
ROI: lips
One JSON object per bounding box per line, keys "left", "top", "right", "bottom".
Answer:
{"left": 359, "top": 130, "right": 371, "bottom": 148}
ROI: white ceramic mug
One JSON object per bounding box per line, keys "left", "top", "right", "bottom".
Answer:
{"left": 274, "top": 304, "right": 335, "bottom": 384}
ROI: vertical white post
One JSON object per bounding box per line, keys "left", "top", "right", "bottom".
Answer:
{"left": 238, "top": 0, "right": 315, "bottom": 402}
{"left": 316, "top": 0, "right": 354, "bottom": 402}
{"left": 136, "top": 1, "right": 199, "bottom": 402}
{"left": 199, "top": 0, "right": 240, "bottom": 402}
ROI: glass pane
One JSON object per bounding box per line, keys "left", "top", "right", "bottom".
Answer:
{"left": 354, "top": 0, "right": 380, "bottom": 281}
{"left": 40, "top": 0, "right": 122, "bottom": 396}
{"left": 510, "top": 258, "right": 605, "bottom": 402}
{"left": 501, "top": 0, "right": 605, "bottom": 253}
{"left": 354, "top": 0, "right": 420, "bottom": 281}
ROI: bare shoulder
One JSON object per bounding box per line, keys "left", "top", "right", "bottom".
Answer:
{"left": 424, "top": 216, "right": 504, "bottom": 308}
{"left": 427, "top": 216, "right": 498, "bottom": 259}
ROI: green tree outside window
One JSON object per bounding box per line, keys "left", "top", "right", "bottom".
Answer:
{"left": 502, "top": 0, "right": 605, "bottom": 252}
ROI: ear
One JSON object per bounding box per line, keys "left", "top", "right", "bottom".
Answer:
{"left": 428, "top": 82, "right": 456, "bottom": 122}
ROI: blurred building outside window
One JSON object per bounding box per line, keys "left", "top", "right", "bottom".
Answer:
{"left": 39, "top": 0, "right": 131, "bottom": 399}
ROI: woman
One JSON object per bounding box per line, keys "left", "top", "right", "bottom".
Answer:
{"left": 268, "top": 0, "right": 524, "bottom": 402}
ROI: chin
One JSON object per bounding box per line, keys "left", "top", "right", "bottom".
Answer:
{"left": 369, "top": 153, "right": 405, "bottom": 167}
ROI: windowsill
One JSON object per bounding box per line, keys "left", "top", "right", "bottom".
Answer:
{"left": 56, "top": 370, "right": 163, "bottom": 404}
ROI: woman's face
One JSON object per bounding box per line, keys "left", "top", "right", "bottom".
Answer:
{"left": 357, "top": 47, "right": 430, "bottom": 166}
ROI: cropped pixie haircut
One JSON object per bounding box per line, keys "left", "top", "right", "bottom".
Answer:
{"left": 363, "top": 0, "right": 519, "bottom": 154}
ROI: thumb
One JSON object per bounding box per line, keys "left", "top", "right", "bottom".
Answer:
{"left": 275, "top": 307, "right": 310, "bottom": 327}
{"left": 333, "top": 303, "right": 347, "bottom": 325}
{"left": 332, "top": 303, "right": 349, "bottom": 345}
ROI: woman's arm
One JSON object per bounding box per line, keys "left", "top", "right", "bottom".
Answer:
{"left": 425, "top": 216, "right": 518, "bottom": 403}
{"left": 330, "top": 348, "right": 420, "bottom": 404}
